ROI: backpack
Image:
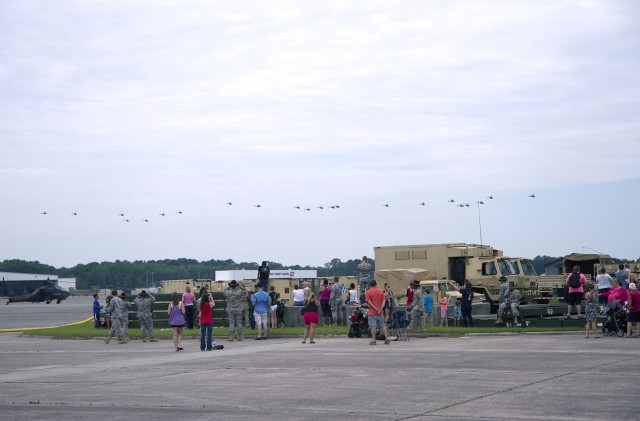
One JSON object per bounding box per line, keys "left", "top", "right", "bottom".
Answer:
{"left": 568, "top": 272, "right": 582, "bottom": 288}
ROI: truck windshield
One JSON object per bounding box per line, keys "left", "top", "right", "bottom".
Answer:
{"left": 497, "top": 258, "right": 517, "bottom": 276}
{"left": 521, "top": 259, "right": 538, "bottom": 276}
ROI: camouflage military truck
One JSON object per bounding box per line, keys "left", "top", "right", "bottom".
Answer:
{"left": 374, "top": 243, "right": 537, "bottom": 311}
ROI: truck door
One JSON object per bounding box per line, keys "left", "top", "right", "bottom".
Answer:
{"left": 450, "top": 257, "right": 466, "bottom": 285}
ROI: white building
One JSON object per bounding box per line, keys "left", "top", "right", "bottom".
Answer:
{"left": 215, "top": 269, "right": 317, "bottom": 281}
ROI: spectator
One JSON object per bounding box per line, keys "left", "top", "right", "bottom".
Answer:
{"left": 319, "top": 279, "right": 332, "bottom": 326}
{"left": 439, "top": 292, "right": 449, "bottom": 327}
{"left": 167, "top": 292, "right": 186, "bottom": 351}
{"left": 600, "top": 278, "right": 628, "bottom": 306}
{"left": 595, "top": 267, "right": 613, "bottom": 311}
{"left": 626, "top": 283, "right": 640, "bottom": 338}
{"left": 451, "top": 281, "right": 474, "bottom": 327}
{"left": 292, "top": 285, "right": 305, "bottom": 306}
{"left": 302, "top": 292, "right": 320, "bottom": 344}
{"left": 357, "top": 256, "right": 372, "bottom": 291}
{"left": 251, "top": 284, "right": 270, "bottom": 340}
{"left": 495, "top": 282, "right": 520, "bottom": 325}
{"left": 348, "top": 283, "right": 359, "bottom": 306}
{"left": 223, "top": 280, "right": 246, "bottom": 341}
{"left": 422, "top": 288, "right": 434, "bottom": 328}
{"left": 258, "top": 261, "right": 270, "bottom": 292}
{"left": 584, "top": 290, "right": 599, "bottom": 339}
{"left": 134, "top": 290, "right": 158, "bottom": 342}
{"left": 565, "top": 265, "right": 587, "bottom": 319}
{"left": 365, "top": 280, "right": 390, "bottom": 345}
{"left": 453, "top": 300, "right": 462, "bottom": 327}
{"left": 92, "top": 294, "right": 103, "bottom": 329}
{"left": 615, "top": 264, "right": 629, "bottom": 290}
{"left": 104, "top": 290, "right": 127, "bottom": 345}
{"left": 410, "top": 281, "right": 425, "bottom": 334}
{"left": 182, "top": 286, "right": 196, "bottom": 330}
{"left": 199, "top": 290, "right": 215, "bottom": 351}
{"left": 383, "top": 282, "right": 394, "bottom": 322}
{"left": 330, "top": 277, "right": 346, "bottom": 326}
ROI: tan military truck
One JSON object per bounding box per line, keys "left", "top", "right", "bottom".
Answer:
{"left": 374, "top": 243, "right": 537, "bottom": 311}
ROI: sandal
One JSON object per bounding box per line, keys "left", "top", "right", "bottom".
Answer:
{"left": 369, "top": 340, "right": 377, "bottom": 345}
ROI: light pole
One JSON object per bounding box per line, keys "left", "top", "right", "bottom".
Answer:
{"left": 477, "top": 201, "right": 484, "bottom": 246}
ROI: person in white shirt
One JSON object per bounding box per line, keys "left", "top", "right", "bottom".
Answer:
{"left": 292, "top": 285, "right": 305, "bottom": 306}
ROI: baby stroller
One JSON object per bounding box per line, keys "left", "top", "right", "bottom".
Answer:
{"left": 348, "top": 306, "right": 369, "bottom": 338}
{"left": 602, "top": 301, "right": 627, "bottom": 337}
{"left": 276, "top": 300, "right": 286, "bottom": 328}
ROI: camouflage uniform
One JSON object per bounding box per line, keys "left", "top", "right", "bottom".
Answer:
{"left": 105, "top": 295, "right": 126, "bottom": 343}
{"left": 497, "top": 288, "right": 521, "bottom": 320}
{"left": 238, "top": 284, "right": 250, "bottom": 327}
{"left": 498, "top": 281, "right": 509, "bottom": 304}
{"left": 223, "top": 286, "right": 247, "bottom": 339}
{"left": 330, "top": 282, "right": 346, "bottom": 325}
{"left": 134, "top": 293, "right": 156, "bottom": 340}
{"left": 120, "top": 298, "right": 130, "bottom": 336}
{"left": 357, "top": 261, "right": 372, "bottom": 291}
{"left": 410, "top": 287, "right": 426, "bottom": 332}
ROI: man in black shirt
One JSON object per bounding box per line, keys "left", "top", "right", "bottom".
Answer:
{"left": 258, "top": 261, "right": 270, "bottom": 291}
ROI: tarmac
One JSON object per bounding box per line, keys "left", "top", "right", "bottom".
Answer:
{"left": 1, "top": 297, "right": 639, "bottom": 420}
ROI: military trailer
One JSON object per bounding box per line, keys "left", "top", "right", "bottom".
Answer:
{"left": 374, "top": 243, "right": 538, "bottom": 310}
{"left": 373, "top": 268, "right": 437, "bottom": 304}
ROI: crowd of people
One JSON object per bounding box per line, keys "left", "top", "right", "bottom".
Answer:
{"left": 93, "top": 259, "right": 640, "bottom": 350}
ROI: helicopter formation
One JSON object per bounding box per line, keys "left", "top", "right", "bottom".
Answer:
{"left": 37, "top": 195, "right": 536, "bottom": 222}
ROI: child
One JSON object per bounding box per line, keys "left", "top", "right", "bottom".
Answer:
{"left": 453, "top": 300, "right": 462, "bottom": 327}
{"left": 584, "top": 290, "right": 599, "bottom": 339}
{"left": 439, "top": 293, "right": 449, "bottom": 327}
{"left": 351, "top": 309, "right": 358, "bottom": 323}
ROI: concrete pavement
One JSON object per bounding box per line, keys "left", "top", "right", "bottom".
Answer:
{"left": 1, "top": 330, "right": 639, "bottom": 420}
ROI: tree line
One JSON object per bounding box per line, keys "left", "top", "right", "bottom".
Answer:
{"left": 0, "top": 257, "right": 370, "bottom": 290}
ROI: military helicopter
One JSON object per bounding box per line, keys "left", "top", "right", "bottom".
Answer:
{"left": 4, "top": 280, "right": 71, "bottom": 305}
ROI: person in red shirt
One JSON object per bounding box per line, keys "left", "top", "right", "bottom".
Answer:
{"left": 365, "top": 279, "right": 389, "bottom": 345}
{"left": 626, "top": 283, "right": 640, "bottom": 337}
{"left": 199, "top": 290, "right": 215, "bottom": 351}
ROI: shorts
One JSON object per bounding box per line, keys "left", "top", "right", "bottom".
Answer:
{"left": 253, "top": 312, "right": 268, "bottom": 324}
{"left": 567, "top": 292, "right": 583, "bottom": 306}
{"left": 170, "top": 324, "right": 185, "bottom": 328}
{"left": 441, "top": 308, "right": 447, "bottom": 319}
{"left": 304, "top": 312, "right": 319, "bottom": 326}
{"left": 628, "top": 312, "right": 640, "bottom": 323}
{"left": 384, "top": 301, "right": 392, "bottom": 310}
{"left": 368, "top": 315, "right": 385, "bottom": 329}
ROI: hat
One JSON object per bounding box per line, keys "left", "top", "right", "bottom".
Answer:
{"left": 229, "top": 280, "right": 239, "bottom": 287}
{"left": 139, "top": 290, "right": 148, "bottom": 297}
{"left": 411, "top": 280, "right": 420, "bottom": 287}
{"left": 499, "top": 276, "right": 507, "bottom": 282}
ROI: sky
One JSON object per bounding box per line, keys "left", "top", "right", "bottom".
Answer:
{"left": 1, "top": 0, "right": 639, "bottom": 269}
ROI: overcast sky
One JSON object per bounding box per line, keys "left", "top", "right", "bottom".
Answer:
{"left": 1, "top": 1, "right": 638, "bottom": 269}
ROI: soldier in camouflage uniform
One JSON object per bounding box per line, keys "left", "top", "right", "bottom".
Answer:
{"left": 120, "top": 292, "right": 130, "bottom": 339}
{"left": 498, "top": 276, "right": 509, "bottom": 305}
{"left": 410, "top": 281, "right": 426, "bottom": 334}
{"left": 104, "top": 290, "right": 127, "bottom": 344}
{"left": 496, "top": 282, "right": 521, "bottom": 324}
{"left": 330, "top": 277, "right": 346, "bottom": 325}
{"left": 357, "top": 256, "right": 372, "bottom": 291}
{"left": 223, "top": 280, "right": 247, "bottom": 341}
{"left": 134, "top": 290, "right": 158, "bottom": 342}
{"left": 238, "top": 282, "right": 250, "bottom": 327}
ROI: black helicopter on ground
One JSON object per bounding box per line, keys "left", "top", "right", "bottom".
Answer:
{"left": 3, "top": 280, "right": 71, "bottom": 305}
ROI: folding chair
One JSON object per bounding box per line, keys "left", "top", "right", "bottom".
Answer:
{"left": 390, "top": 309, "right": 409, "bottom": 341}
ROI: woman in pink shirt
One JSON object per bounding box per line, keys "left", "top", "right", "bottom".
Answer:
{"left": 565, "top": 265, "right": 587, "bottom": 319}
{"left": 182, "top": 286, "right": 196, "bottom": 329}
{"left": 600, "top": 279, "right": 628, "bottom": 306}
